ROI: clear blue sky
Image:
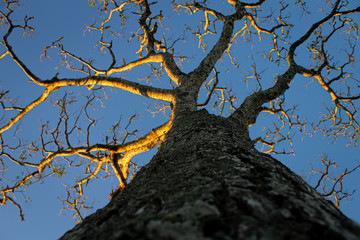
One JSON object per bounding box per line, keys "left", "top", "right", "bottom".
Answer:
{"left": 1, "top": 1, "right": 359, "bottom": 239}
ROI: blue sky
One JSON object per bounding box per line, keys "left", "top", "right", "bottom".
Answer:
{"left": 1, "top": 1, "right": 359, "bottom": 239}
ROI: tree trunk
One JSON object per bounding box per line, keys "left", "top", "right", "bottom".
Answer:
{"left": 60, "top": 110, "right": 360, "bottom": 240}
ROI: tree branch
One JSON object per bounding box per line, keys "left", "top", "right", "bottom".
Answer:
{"left": 189, "top": 2, "right": 245, "bottom": 88}
{"left": 230, "top": 0, "right": 360, "bottom": 139}
{"left": 42, "top": 76, "right": 175, "bottom": 103}
{"left": 0, "top": 87, "right": 56, "bottom": 134}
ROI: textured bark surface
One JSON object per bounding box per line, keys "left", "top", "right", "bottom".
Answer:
{"left": 60, "top": 110, "right": 360, "bottom": 240}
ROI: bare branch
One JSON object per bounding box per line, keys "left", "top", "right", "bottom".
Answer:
{"left": 41, "top": 76, "right": 175, "bottom": 103}
{"left": 311, "top": 155, "right": 360, "bottom": 208}
{"left": 0, "top": 87, "right": 56, "bottom": 134}
{"left": 0, "top": 4, "right": 40, "bottom": 84}
{"left": 230, "top": 0, "right": 360, "bottom": 139}
{"left": 187, "top": 2, "right": 246, "bottom": 88}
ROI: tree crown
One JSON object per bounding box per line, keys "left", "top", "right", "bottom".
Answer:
{"left": 0, "top": 0, "right": 359, "bottom": 234}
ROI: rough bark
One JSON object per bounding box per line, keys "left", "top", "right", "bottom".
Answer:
{"left": 60, "top": 110, "right": 360, "bottom": 240}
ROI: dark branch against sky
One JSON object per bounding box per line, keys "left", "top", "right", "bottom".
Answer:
{"left": 0, "top": 1, "right": 359, "bottom": 239}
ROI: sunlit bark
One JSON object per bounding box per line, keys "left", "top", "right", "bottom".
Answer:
{"left": 1, "top": 1, "right": 360, "bottom": 237}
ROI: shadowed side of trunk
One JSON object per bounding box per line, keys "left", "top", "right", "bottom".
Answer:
{"left": 60, "top": 110, "right": 360, "bottom": 240}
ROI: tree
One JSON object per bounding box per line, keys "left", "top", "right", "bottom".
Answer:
{"left": 1, "top": 0, "right": 360, "bottom": 239}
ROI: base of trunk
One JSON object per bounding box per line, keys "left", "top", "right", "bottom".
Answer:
{"left": 61, "top": 110, "right": 360, "bottom": 240}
